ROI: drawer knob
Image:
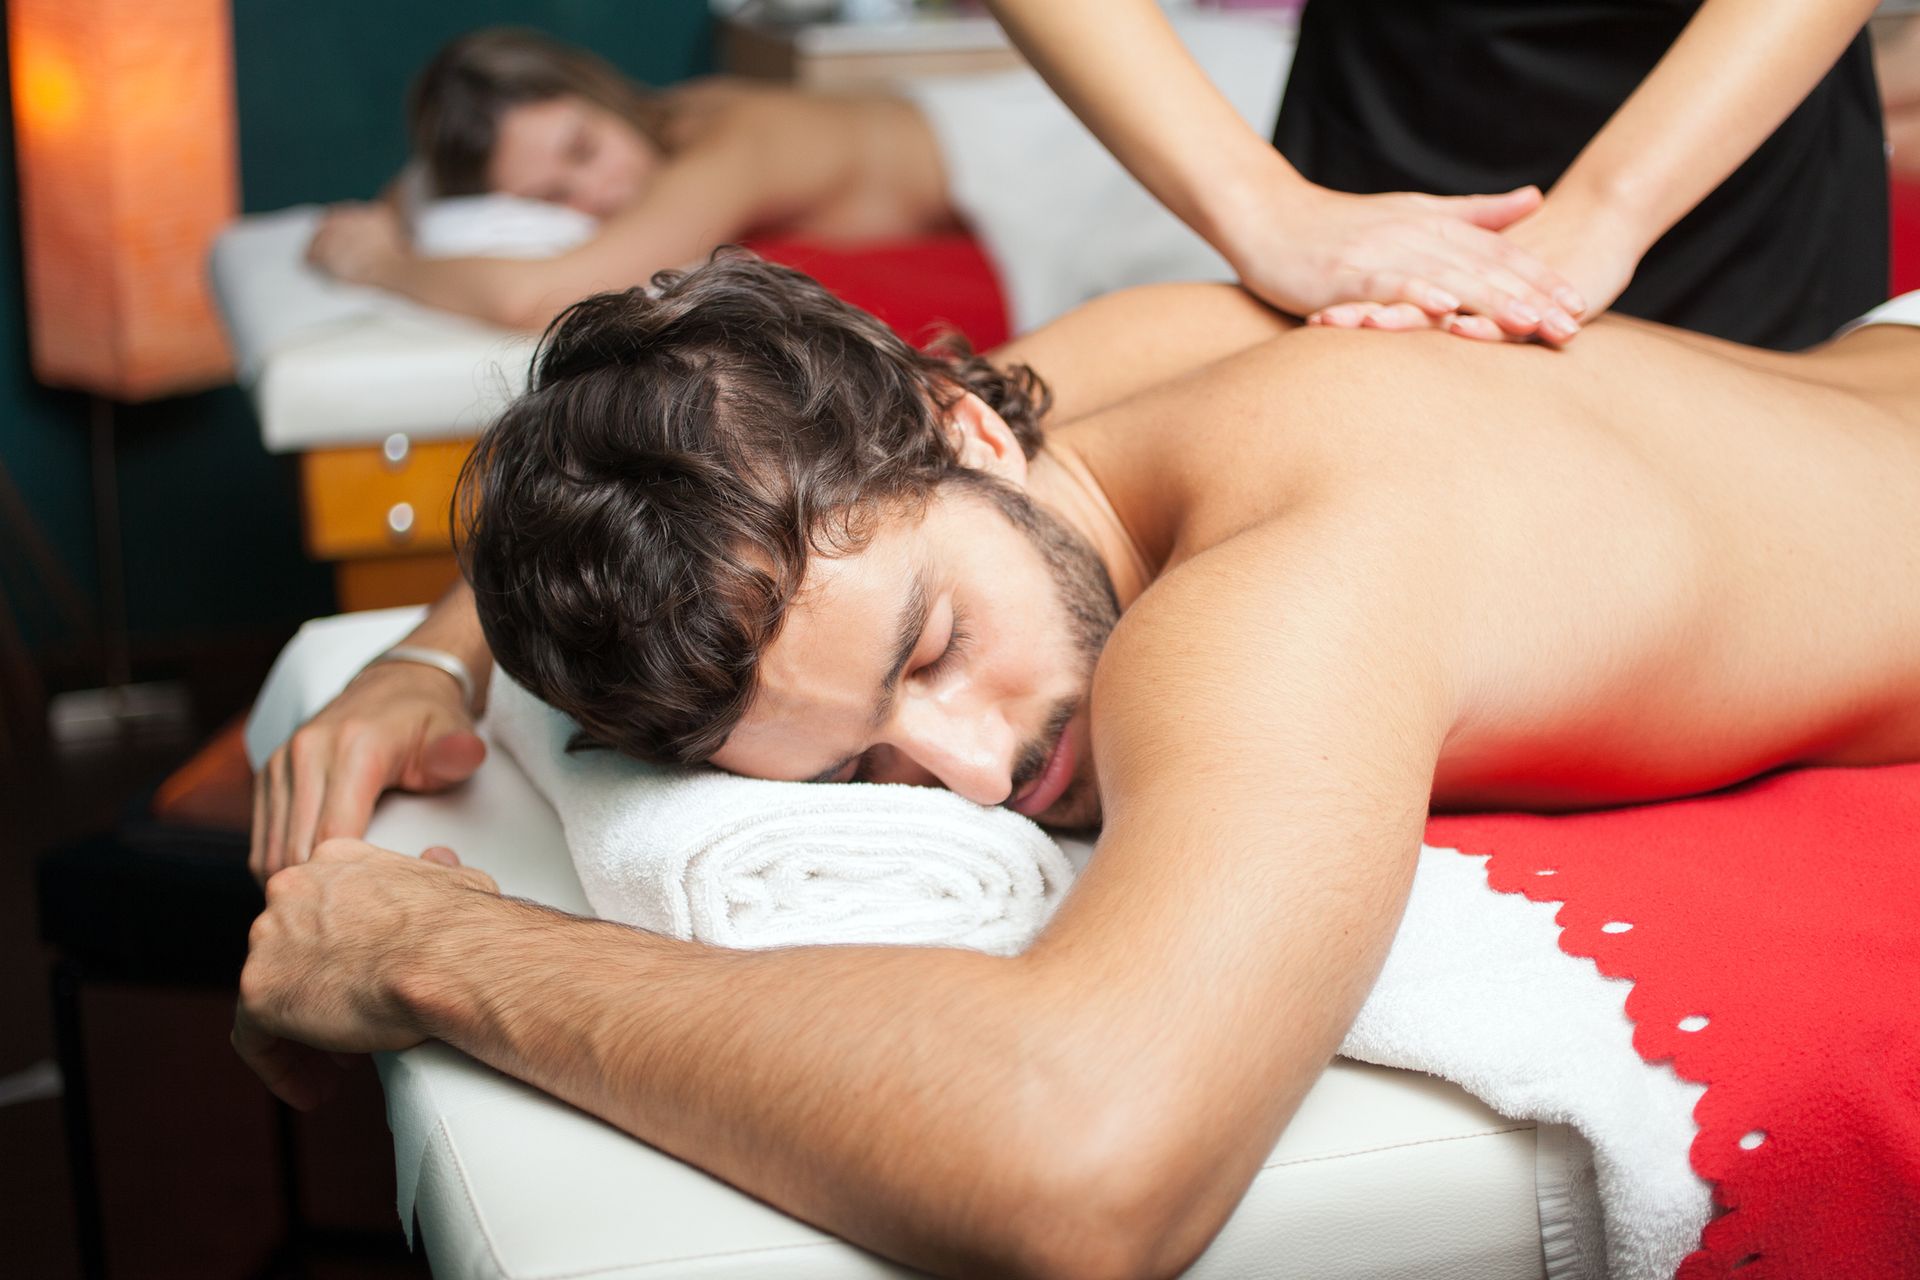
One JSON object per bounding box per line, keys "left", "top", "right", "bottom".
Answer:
{"left": 382, "top": 432, "right": 412, "bottom": 467}
{"left": 387, "top": 502, "right": 416, "bottom": 540}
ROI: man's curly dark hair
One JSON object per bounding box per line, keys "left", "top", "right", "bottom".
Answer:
{"left": 455, "top": 251, "right": 1052, "bottom": 766}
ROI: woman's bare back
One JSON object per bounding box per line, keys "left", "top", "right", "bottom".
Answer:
{"left": 663, "top": 78, "right": 955, "bottom": 241}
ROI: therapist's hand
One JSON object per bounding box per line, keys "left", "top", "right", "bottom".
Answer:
{"left": 234, "top": 840, "right": 499, "bottom": 1110}
{"left": 307, "top": 202, "right": 409, "bottom": 288}
{"left": 251, "top": 662, "right": 487, "bottom": 884}
{"left": 1309, "top": 192, "right": 1644, "bottom": 341}
{"left": 1231, "top": 181, "right": 1588, "bottom": 344}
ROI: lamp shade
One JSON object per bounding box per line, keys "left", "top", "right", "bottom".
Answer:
{"left": 8, "top": 0, "right": 237, "bottom": 401}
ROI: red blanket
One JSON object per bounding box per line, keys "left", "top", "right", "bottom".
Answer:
{"left": 744, "top": 234, "right": 1011, "bottom": 353}
{"left": 1427, "top": 765, "right": 1920, "bottom": 1278}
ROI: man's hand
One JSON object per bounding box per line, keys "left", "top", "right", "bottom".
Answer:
{"left": 306, "top": 201, "right": 409, "bottom": 288}
{"left": 1228, "top": 181, "right": 1588, "bottom": 345}
{"left": 251, "top": 661, "right": 487, "bottom": 883}
{"left": 233, "top": 841, "right": 499, "bottom": 1110}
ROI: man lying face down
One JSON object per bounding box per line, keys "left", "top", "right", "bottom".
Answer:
{"left": 239, "top": 252, "right": 1920, "bottom": 1277}
{"left": 461, "top": 255, "right": 1125, "bottom": 831}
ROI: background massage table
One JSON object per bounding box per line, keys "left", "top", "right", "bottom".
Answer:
{"left": 246, "top": 610, "right": 1557, "bottom": 1279}
{"left": 209, "top": 222, "right": 1010, "bottom": 614}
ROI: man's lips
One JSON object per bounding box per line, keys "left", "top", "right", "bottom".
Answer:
{"left": 1010, "top": 723, "right": 1073, "bottom": 818}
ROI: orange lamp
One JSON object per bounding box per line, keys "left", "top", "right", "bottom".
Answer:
{"left": 8, "top": 0, "right": 237, "bottom": 401}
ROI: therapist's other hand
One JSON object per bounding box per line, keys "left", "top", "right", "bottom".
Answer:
{"left": 251, "top": 661, "right": 487, "bottom": 885}
{"left": 234, "top": 840, "right": 498, "bottom": 1110}
{"left": 1233, "top": 182, "right": 1587, "bottom": 344}
{"left": 306, "top": 202, "right": 408, "bottom": 287}
{"left": 1309, "top": 192, "right": 1642, "bottom": 342}
{"left": 1495, "top": 194, "right": 1642, "bottom": 332}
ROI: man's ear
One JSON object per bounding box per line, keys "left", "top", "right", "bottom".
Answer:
{"left": 945, "top": 392, "right": 1029, "bottom": 485}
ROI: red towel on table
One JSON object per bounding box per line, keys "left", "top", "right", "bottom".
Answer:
{"left": 1427, "top": 765, "right": 1920, "bottom": 1278}
{"left": 744, "top": 234, "right": 1011, "bottom": 353}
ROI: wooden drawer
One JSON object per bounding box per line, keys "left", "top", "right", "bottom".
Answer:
{"left": 300, "top": 436, "right": 474, "bottom": 560}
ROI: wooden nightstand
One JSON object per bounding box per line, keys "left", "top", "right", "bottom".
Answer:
{"left": 299, "top": 433, "right": 470, "bottom": 611}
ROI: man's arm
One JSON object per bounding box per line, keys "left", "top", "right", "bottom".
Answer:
{"left": 311, "top": 99, "right": 872, "bottom": 330}
{"left": 252, "top": 579, "right": 491, "bottom": 881}
{"left": 238, "top": 510, "right": 1457, "bottom": 1278}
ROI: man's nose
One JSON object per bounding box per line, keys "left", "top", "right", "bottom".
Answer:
{"left": 892, "top": 701, "right": 1017, "bottom": 807}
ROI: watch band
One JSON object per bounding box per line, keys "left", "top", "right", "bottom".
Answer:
{"left": 366, "top": 644, "right": 477, "bottom": 714}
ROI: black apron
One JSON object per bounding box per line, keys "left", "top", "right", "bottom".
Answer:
{"left": 1273, "top": 0, "right": 1888, "bottom": 350}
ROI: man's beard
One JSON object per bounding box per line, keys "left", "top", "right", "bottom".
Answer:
{"left": 955, "top": 472, "right": 1119, "bottom": 828}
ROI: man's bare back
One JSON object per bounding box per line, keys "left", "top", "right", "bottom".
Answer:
{"left": 1052, "top": 311, "right": 1920, "bottom": 811}
{"left": 238, "top": 265, "right": 1920, "bottom": 1280}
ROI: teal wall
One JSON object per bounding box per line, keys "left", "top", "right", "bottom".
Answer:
{"left": 0, "top": 2, "right": 712, "bottom": 674}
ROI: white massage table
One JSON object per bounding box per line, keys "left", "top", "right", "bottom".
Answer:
{"left": 248, "top": 611, "right": 1553, "bottom": 1279}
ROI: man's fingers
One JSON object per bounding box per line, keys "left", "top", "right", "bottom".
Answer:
{"left": 265, "top": 748, "right": 292, "bottom": 880}
{"left": 283, "top": 737, "right": 330, "bottom": 877}
{"left": 1421, "top": 185, "right": 1543, "bottom": 232}
{"left": 249, "top": 767, "right": 269, "bottom": 883}
{"left": 231, "top": 1010, "right": 340, "bottom": 1112}
{"left": 418, "top": 730, "right": 488, "bottom": 789}
{"left": 418, "top": 845, "right": 499, "bottom": 895}
{"left": 312, "top": 742, "right": 391, "bottom": 850}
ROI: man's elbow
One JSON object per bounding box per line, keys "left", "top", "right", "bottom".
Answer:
{"left": 996, "top": 1102, "right": 1242, "bottom": 1280}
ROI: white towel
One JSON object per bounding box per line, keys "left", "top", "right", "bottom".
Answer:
{"left": 486, "top": 670, "right": 1075, "bottom": 955}
{"left": 209, "top": 196, "right": 597, "bottom": 382}
{"left": 1347, "top": 847, "right": 1711, "bottom": 1280}
{"left": 488, "top": 668, "right": 1710, "bottom": 1278}
{"left": 409, "top": 193, "right": 599, "bottom": 260}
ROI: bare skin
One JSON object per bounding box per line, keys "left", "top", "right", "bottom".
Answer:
{"left": 306, "top": 80, "right": 956, "bottom": 329}
{"left": 985, "top": 0, "right": 1882, "bottom": 341}
{"left": 241, "top": 285, "right": 1920, "bottom": 1278}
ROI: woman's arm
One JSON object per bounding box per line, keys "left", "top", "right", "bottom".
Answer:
{"left": 1494, "top": 0, "right": 1883, "bottom": 329}
{"left": 310, "top": 97, "right": 870, "bottom": 330}
{"left": 983, "top": 0, "right": 1583, "bottom": 341}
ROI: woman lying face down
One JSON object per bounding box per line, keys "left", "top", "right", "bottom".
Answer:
{"left": 304, "top": 28, "right": 958, "bottom": 330}
{"left": 414, "top": 31, "right": 671, "bottom": 219}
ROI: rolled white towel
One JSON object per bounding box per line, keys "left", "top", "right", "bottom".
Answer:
{"left": 409, "top": 193, "right": 599, "bottom": 260}
{"left": 486, "top": 670, "right": 1075, "bottom": 955}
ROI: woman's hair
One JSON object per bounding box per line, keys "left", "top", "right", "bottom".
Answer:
{"left": 408, "top": 27, "right": 673, "bottom": 198}
{"left": 455, "top": 251, "right": 1051, "bottom": 767}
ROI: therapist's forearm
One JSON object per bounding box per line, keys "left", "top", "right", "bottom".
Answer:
{"left": 984, "top": 0, "right": 1303, "bottom": 258}
{"left": 1550, "top": 0, "right": 1880, "bottom": 253}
